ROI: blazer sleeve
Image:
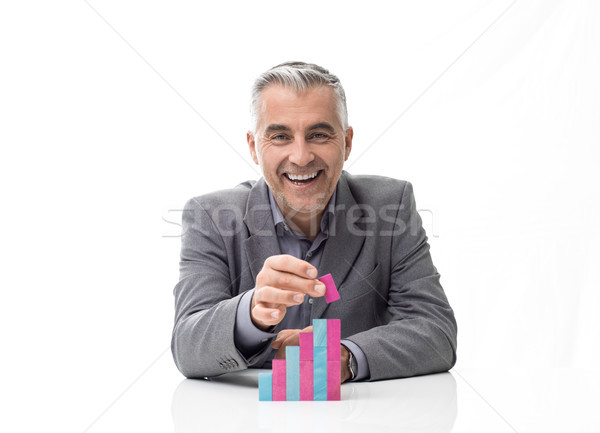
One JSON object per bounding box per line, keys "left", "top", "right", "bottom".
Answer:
{"left": 170, "top": 197, "right": 272, "bottom": 378}
{"left": 345, "top": 182, "right": 458, "bottom": 380}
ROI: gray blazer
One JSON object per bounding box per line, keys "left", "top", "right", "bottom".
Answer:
{"left": 171, "top": 171, "right": 457, "bottom": 380}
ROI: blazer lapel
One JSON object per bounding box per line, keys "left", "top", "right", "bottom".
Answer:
{"left": 312, "top": 172, "right": 365, "bottom": 319}
{"left": 243, "top": 178, "right": 281, "bottom": 282}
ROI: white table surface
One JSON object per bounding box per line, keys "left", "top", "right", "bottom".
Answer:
{"left": 80, "top": 352, "right": 599, "bottom": 433}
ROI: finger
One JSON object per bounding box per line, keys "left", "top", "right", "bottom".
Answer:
{"left": 260, "top": 255, "right": 326, "bottom": 297}
{"left": 265, "top": 254, "right": 318, "bottom": 279}
{"left": 272, "top": 331, "right": 302, "bottom": 358}
{"left": 268, "top": 271, "right": 326, "bottom": 297}
{"left": 273, "top": 346, "right": 286, "bottom": 359}
{"left": 271, "top": 326, "right": 313, "bottom": 350}
{"left": 280, "top": 332, "right": 301, "bottom": 348}
{"left": 254, "top": 286, "right": 307, "bottom": 307}
{"left": 251, "top": 303, "right": 286, "bottom": 327}
{"left": 271, "top": 329, "right": 301, "bottom": 349}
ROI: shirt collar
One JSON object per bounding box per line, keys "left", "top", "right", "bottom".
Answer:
{"left": 268, "top": 186, "right": 337, "bottom": 238}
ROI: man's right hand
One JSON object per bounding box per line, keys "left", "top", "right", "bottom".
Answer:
{"left": 251, "top": 254, "right": 326, "bottom": 331}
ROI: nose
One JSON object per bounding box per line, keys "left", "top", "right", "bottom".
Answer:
{"left": 288, "top": 137, "right": 314, "bottom": 167}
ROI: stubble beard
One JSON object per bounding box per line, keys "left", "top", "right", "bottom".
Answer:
{"left": 276, "top": 188, "right": 329, "bottom": 215}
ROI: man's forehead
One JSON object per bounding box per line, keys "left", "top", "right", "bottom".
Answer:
{"left": 257, "top": 85, "right": 339, "bottom": 129}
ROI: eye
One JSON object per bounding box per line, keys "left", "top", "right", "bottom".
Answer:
{"left": 310, "top": 133, "right": 330, "bottom": 140}
{"left": 271, "top": 134, "right": 289, "bottom": 141}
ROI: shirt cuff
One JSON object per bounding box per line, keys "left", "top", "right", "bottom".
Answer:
{"left": 341, "top": 339, "right": 371, "bottom": 381}
{"left": 234, "top": 289, "right": 277, "bottom": 358}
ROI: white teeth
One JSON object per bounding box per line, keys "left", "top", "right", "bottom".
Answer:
{"left": 286, "top": 171, "right": 319, "bottom": 181}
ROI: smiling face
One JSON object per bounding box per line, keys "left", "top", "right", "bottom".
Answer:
{"left": 247, "top": 85, "right": 353, "bottom": 229}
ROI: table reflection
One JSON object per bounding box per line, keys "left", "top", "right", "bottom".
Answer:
{"left": 172, "top": 370, "right": 457, "bottom": 433}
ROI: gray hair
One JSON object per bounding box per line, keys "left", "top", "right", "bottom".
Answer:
{"left": 250, "top": 61, "right": 349, "bottom": 134}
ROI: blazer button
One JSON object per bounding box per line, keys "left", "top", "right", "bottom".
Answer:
{"left": 308, "top": 298, "right": 314, "bottom": 304}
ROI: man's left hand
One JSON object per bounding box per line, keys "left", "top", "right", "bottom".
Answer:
{"left": 271, "top": 326, "right": 312, "bottom": 359}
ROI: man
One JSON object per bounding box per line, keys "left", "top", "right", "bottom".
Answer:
{"left": 171, "top": 62, "right": 457, "bottom": 382}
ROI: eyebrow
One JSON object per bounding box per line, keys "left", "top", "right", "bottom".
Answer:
{"left": 307, "top": 122, "right": 336, "bottom": 134}
{"left": 264, "top": 124, "right": 292, "bottom": 134}
{"left": 263, "top": 122, "right": 337, "bottom": 135}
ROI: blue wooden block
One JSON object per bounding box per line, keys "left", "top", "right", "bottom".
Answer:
{"left": 286, "top": 346, "right": 300, "bottom": 401}
{"left": 313, "top": 319, "right": 328, "bottom": 347}
{"left": 313, "top": 347, "right": 327, "bottom": 401}
{"left": 258, "top": 372, "right": 273, "bottom": 401}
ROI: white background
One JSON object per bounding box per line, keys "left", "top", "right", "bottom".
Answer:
{"left": 1, "top": 0, "right": 598, "bottom": 432}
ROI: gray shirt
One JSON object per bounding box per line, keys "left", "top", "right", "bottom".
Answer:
{"left": 234, "top": 186, "right": 370, "bottom": 380}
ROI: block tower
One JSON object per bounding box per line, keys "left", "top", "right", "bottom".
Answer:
{"left": 258, "top": 318, "right": 341, "bottom": 401}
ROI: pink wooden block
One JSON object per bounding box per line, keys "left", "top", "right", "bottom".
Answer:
{"left": 272, "top": 359, "right": 286, "bottom": 401}
{"left": 327, "top": 360, "right": 341, "bottom": 401}
{"left": 318, "top": 273, "right": 340, "bottom": 303}
{"left": 300, "top": 360, "right": 314, "bottom": 401}
{"left": 327, "top": 319, "right": 341, "bottom": 361}
{"left": 299, "top": 332, "right": 313, "bottom": 361}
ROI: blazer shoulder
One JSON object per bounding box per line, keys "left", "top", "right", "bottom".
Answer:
{"left": 343, "top": 172, "right": 411, "bottom": 205}
{"left": 184, "top": 180, "right": 255, "bottom": 211}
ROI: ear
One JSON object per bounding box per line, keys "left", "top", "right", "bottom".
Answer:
{"left": 343, "top": 127, "right": 353, "bottom": 161}
{"left": 247, "top": 131, "right": 259, "bottom": 165}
